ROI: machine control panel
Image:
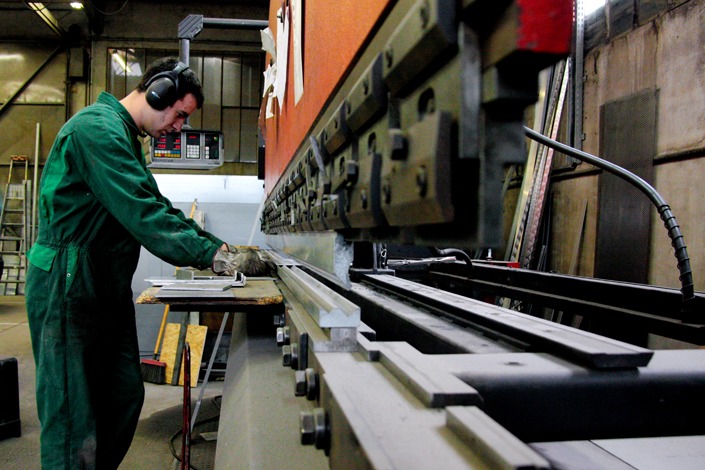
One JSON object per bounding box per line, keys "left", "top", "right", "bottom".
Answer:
{"left": 150, "top": 129, "right": 224, "bottom": 169}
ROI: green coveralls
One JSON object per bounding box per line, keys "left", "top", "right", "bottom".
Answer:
{"left": 25, "top": 92, "right": 224, "bottom": 469}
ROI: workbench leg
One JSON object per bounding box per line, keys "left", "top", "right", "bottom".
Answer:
{"left": 190, "top": 311, "right": 230, "bottom": 430}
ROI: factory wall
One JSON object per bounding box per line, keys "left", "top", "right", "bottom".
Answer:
{"left": 0, "top": 1, "right": 268, "bottom": 222}
{"left": 545, "top": 0, "right": 705, "bottom": 295}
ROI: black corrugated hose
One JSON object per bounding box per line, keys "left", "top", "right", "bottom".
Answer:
{"left": 436, "top": 248, "right": 474, "bottom": 268}
{"left": 523, "top": 126, "right": 695, "bottom": 312}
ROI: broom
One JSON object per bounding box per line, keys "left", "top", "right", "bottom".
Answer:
{"left": 141, "top": 304, "right": 170, "bottom": 384}
{"left": 141, "top": 200, "right": 199, "bottom": 384}
{"left": 140, "top": 200, "right": 199, "bottom": 384}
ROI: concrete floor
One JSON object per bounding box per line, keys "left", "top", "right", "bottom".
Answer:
{"left": 0, "top": 296, "right": 223, "bottom": 470}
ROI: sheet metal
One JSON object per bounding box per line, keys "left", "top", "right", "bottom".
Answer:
{"left": 266, "top": 231, "right": 353, "bottom": 288}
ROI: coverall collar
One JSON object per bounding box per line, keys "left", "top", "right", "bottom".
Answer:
{"left": 96, "top": 92, "right": 141, "bottom": 137}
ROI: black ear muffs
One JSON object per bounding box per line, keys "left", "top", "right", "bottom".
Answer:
{"left": 145, "top": 62, "right": 189, "bottom": 111}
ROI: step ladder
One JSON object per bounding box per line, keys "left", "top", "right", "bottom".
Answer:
{"left": 0, "top": 156, "right": 32, "bottom": 295}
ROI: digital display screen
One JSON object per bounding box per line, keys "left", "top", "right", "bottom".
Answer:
{"left": 186, "top": 133, "right": 200, "bottom": 146}
{"left": 153, "top": 133, "right": 181, "bottom": 158}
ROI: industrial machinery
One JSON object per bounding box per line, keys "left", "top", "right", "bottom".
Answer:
{"left": 261, "top": 0, "right": 573, "bottom": 249}
{"left": 212, "top": 1, "right": 705, "bottom": 469}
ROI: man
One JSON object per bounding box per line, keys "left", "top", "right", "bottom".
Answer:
{"left": 25, "top": 57, "right": 238, "bottom": 469}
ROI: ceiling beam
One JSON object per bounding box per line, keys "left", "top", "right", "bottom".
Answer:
{"left": 23, "top": 2, "right": 67, "bottom": 39}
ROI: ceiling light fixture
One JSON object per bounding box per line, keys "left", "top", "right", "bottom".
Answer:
{"left": 70, "top": 2, "right": 84, "bottom": 9}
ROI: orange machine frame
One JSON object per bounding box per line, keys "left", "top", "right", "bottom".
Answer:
{"left": 263, "top": 0, "right": 394, "bottom": 193}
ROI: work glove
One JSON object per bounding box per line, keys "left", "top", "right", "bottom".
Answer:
{"left": 212, "top": 246, "right": 276, "bottom": 277}
{"left": 211, "top": 248, "right": 241, "bottom": 277}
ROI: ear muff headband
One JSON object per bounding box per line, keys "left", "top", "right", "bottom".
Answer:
{"left": 145, "top": 62, "right": 189, "bottom": 110}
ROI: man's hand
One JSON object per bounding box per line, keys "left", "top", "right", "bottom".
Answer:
{"left": 211, "top": 248, "right": 240, "bottom": 277}
{"left": 211, "top": 246, "right": 276, "bottom": 277}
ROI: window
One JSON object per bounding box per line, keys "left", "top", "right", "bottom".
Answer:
{"left": 108, "top": 48, "right": 264, "bottom": 163}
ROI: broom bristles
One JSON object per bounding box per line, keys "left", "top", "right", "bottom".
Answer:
{"left": 141, "top": 358, "right": 167, "bottom": 384}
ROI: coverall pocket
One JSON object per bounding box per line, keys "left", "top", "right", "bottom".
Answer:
{"left": 26, "top": 244, "right": 57, "bottom": 272}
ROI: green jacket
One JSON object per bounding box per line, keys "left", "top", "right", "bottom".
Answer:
{"left": 27, "top": 92, "right": 223, "bottom": 297}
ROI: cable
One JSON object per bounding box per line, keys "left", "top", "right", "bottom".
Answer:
{"left": 524, "top": 126, "right": 695, "bottom": 310}
{"left": 85, "top": 0, "right": 129, "bottom": 16}
{"left": 435, "top": 248, "right": 473, "bottom": 268}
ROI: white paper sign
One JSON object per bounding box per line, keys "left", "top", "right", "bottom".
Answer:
{"left": 274, "top": 5, "right": 290, "bottom": 113}
{"left": 292, "top": 0, "right": 304, "bottom": 104}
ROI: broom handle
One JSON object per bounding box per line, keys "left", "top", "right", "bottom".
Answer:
{"left": 152, "top": 200, "right": 198, "bottom": 361}
{"left": 153, "top": 304, "right": 170, "bottom": 360}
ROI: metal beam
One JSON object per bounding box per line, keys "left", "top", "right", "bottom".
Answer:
{"left": 0, "top": 46, "right": 64, "bottom": 122}
{"left": 178, "top": 14, "right": 269, "bottom": 40}
{"left": 362, "top": 274, "right": 654, "bottom": 369}
{"left": 23, "top": 2, "right": 66, "bottom": 38}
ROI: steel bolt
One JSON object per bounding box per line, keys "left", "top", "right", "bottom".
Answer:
{"left": 305, "top": 368, "right": 319, "bottom": 401}
{"left": 389, "top": 129, "right": 408, "bottom": 161}
{"left": 273, "top": 314, "right": 285, "bottom": 327}
{"left": 416, "top": 166, "right": 428, "bottom": 197}
{"left": 276, "top": 326, "right": 291, "bottom": 346}
{"left": 294, "top": 370, "right": 307, "bottom": 397}
{"left": 385, "top": 46, "right": 394, "bottom": 68}
{"left": 290, "top": 342, "right": 300, "bottom": 370}
{"left": 300, "top": 412, "right": 316, "bottom": 445}
{"left": 339, "top": 157, "right": 346, "bottom": 176}
{"left": 346, "top": 161, "right": 358, "bottom": 186}
{"left": 382, "top": 178, "right": 392, "bottom": 204}
{"left": 300, "top": 408, "right": 329, "bottom": 450}
{"left": 282, "top": 345, "right": 292, "bottom": 367}
{"left": 420, "top": 0, "right": 430, "bottom": 29}
{"left": 368, "top": 135, "right": 377, "bottom": 154}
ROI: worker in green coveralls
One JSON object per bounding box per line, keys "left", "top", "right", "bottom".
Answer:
{"left": 25, "top": 57, "right": 240, "bottom": 469}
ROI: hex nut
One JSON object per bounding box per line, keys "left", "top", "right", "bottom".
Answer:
{"left": 300, "top": 412, "right": 316, "bottom": 445}
{"left": 290, "top": 343, "right": 300, "bottom": 370}
{"left": 276, "top": 326, "right": 291, "bottom": 346}
{"left": 294, "top": 370, "right": 307, "bottom": 397}
{"left": 300, "top": 408, "right": 329, "bottom": 450}
{"left": 282, "top": 345, "right": 292, "bottom": 367}
{"left": 305, "top": 368, "right": 319, "bottom": 401}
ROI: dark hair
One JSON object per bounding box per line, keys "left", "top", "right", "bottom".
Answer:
{"left": 137, "top": 56, "right": 204, "bottom": 109}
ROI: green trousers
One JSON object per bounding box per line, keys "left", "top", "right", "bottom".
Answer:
{"left": 26, "top": 259, "right": 145, "bottom": 469}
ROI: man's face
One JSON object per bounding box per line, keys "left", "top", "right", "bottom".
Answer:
{"left": 144, "top": 93, "right": 198, "bottom": 138}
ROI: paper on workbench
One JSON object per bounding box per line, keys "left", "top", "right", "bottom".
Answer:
{"left": 160, "top": 282, "right": 232, "bottom": 291}
{"left": 148, "top": 272, "right": 246, "bottom": 289}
